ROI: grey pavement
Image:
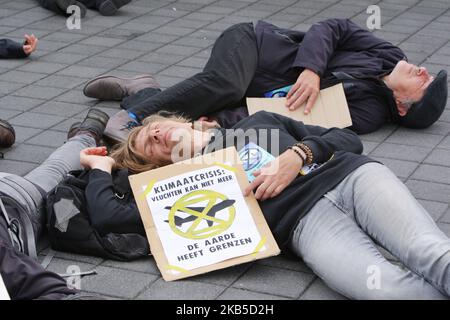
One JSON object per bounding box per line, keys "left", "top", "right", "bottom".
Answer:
{"left": 0, "top": 0, "right": 449, "bottom": 300}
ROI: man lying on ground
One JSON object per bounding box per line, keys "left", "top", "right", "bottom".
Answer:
{"left": 108, "top": 110, "right": 450, "bottom": 299}
{"left": 83, "top": 19, "right": 448, "bottom": 143}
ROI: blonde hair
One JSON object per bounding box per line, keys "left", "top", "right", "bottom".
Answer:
{"left": 110, "top": 112, "right": 191, "bottom": 174}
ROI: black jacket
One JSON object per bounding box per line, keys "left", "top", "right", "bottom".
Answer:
{"left": 205, "top": 111, "right": 375, "bottom": 249}
{"left": 85, "top": 169, "right": 145, "bottom": 236}
{"left": 247, "top": 19, "right": 406, "bottom": 134}
{"left": 0, "top": 39, "right": 28, "bottom": 59}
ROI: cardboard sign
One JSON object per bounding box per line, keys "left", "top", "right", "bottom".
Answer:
{"left": 247, "top": 83, "right": 352, "bottom": 129}
{"left": 129, "top": 147, "right": 280, "bottom": 281}
{"left": 0, "top": 273, "right": 10, "bottom": 300}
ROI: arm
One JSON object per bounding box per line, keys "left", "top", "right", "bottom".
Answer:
{"left": 293, "top": 18, "right": 405, "bottom": 76}
{"left": 0, "top": 35, "right": 38, "bottom": 59}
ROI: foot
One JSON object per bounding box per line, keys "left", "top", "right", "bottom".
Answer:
{"left": 56, "top": 0, "right": 87, "bottom": 18}
{"left": 83, "top": 74, "right": 160, "bottom": 101}
{"left": 67, "top": 108, "right": 109, "bottom": 144}
{"left": 98, "top": 0, "right": 132, "bottom": 16}
{"left": 104, "top": 110, "right": 140, "bottom": 143}
{"left": 0, "top": 119, "right": 15, "bottom": 148}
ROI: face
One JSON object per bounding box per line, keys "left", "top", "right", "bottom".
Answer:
{"left": 134, "top": 120, "right": 193, "bottom": 166}
{"left": 390, "top": 61, "right": 434, "bottom": 114}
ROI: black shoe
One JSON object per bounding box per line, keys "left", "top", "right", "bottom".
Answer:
{"left": 0, "top": 119, "right": 15, "bottom": 148}
{"left": 98, "top": 0, "right": 132, "bottom": 16}
{"left": 67, "top": 109, "right": 109, "bottom": 144}
{"left": 56, "top": 0, "right": 87, "bottom": 18}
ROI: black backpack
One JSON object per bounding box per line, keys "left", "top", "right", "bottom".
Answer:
{"left": 45, "top": 169, "right": 149, "bottom": 261}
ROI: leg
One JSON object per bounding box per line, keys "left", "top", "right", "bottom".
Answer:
{"left": 24, "top": 134, "right": 95, "bottom": 194}
{"left": 290, "top": 196, "right": 447, "bottom": 299}
{"left": 329, "top": 162, "right": 450, "bottom": 296}
{"left": 0, "top": 240, "right": 76, "bottom": 299}
{"left": 128, "top": 22, "right": 258, "bottom": 121}
{"left": 36, "top": 0, "right": 66, "bottom": 15}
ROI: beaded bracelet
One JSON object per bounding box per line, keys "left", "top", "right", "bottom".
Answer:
{"left": 295, "top": 143, "right": 313, "bottom": 165}
{"left": 287, "top": 146, "right": 306, "bottom": 164}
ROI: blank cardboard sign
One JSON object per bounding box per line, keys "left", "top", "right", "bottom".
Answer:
{"left": 129, "top": 147, "right": 280, "bottom": 281}
{"left": 247, "top": 83, "right": 352, "bottom": 129}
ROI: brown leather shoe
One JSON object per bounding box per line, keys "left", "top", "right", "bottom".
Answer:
{"left": 0, "top": 119, "right": 15, "bottom": 148}
{"left": 83, "top": 75, "right": 160, "bottom": 101}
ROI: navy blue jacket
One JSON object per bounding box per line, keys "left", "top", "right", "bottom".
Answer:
{"left": 247, "top": 19, "right": 406, "bottom": 134}
{"left": 0, "top": 39, "right": 28, "bottom": 59}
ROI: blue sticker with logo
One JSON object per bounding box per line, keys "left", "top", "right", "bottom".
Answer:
{"left": 264, "top": 84, "right": 294, "bottom": 98}
{"left": 238, "top": 143, "right": 275, "bottom": 182}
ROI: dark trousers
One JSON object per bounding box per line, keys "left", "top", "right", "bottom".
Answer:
{"left": 37, "top": 0, "right": 101, "bottom": 15}
{"left": 0, "top": 238, "right": 76, "bottom": 300}
{"left": 128, "top": 23, "right": 258, "bottom": 125}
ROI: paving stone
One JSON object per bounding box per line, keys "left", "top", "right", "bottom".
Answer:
{"left": 0, "top": 95, "right": 45, "bottom": 112}
{"left": 437, "top": 223, "right": 450, "bottom": 238}
{"left": 31, "top": 101, "right": 88, "bottom": 117}
{"left": 194, "top": 263, "right": 251, "bottom": 286}
{"left": 256, "top": 255, "right": 314, "bottom": 274}
{"left": 0, "top": 108, "right": 21, "bottom": 120}
{"left": 158, "top": 65, "right": 201, "bottom": 78}
{"left": 0, "top": 159, "right": 37, "bottom": 175}
{"left": 440, "top": 208, "right": 450, "bottom": 224}
{"left": 385, "top": 129, "right": 443, "bottom": 148}
{"left": 362, "top": 140, "right": 379, "bottom": 155}
{"left": 424, "top": 148, "right": 450, "bottom": 167}
{"left": 0, "top": 81, "right": 26, "bottom": 95}
{"left": 406, "top": 180, "right": 450, "bottom": 203}
{"left": 218, "top": 288, "right": 289, "bottom": 300}
{"left": 57, "top": 65, "right": 108, "bottom": 78}
{"left": 118, "top": 61, "right": 168, "bottom": 74}
{"left": 81, "top": 266, "right": 158, "bottom": 299}
{"left": 9, "top": 125, "right": 43, "bottom": 144}
{"left": 155, "top": 44, "right": 201, "bottom": 56}
{"left": 35, "top": 75, "right": 89, "bottom": 89}
{"left": 40, "top": 52, "right": 90, "bottom": 64}
{"left": 137, "top": 278, "right": 224, "bottom": 300}
{"left": 54, "top": 90, "right": 99, "bottom": 106}
{"left": 26, "top": 130, "right": 68, "bottom": 147}
{"left": 300, "top": 278, "right": 347, "bottom": 300}
{"left": 0, "top": 70, "right": 48, "bottom": 84}
{"left": 370, "top": 143, "right": 432, "bottom": 162}
{"left": 232, "top": 265, "right": 315, "bottom": 299}
{"left": 17, "top": 61, "right": 68, "bottom": 74}
{"left": 411, "top": 164, "right": 450, "bottom": 185}
{"left": 13, "top": 85, "right": 66, "bottom": 100}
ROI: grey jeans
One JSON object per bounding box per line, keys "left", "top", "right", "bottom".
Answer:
{"left": 0, "top": 134, "right": 96, "bottom": 239}
{"left": 290, "top": 162, "right": 450, "bottom": 300}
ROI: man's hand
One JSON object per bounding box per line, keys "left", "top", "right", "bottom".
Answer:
{"left": 80, "top": 147, "right": 115, "bottom": 173}
{"left": 286, "top": 69, "right": 320, "bottom": 114}
{"left": 244, "top": 149, "right": 303, "bottom": 201}
{"left": 23, "top": 34, "right": 38, "bottom": 55}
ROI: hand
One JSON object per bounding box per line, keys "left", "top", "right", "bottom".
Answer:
{"left": 244, "top": 149, "right": 303, "bottom": 201}
{"left": 286, "top": 69, "right": 320, "bottom": 114}
{"left": 194, "top": 116, "right": 220, "bottom": 130}
{"left": 80, "top": 147, "right": 115, "bottom": 173}
{"left": 23, "top": 34, "right": 38, "bottom": 55}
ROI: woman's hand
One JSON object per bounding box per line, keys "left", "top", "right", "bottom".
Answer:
{"left": 23, "top": 34, "right": 38, "bottom": 55}
{"left": 286, "top": 68, "right": 320, "bottom": 114}
{"left": 80, "top": 147, "right": 115, "bottom": 173}
{"left": 244, "top": 149, "right": 303, "bottom": 201}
